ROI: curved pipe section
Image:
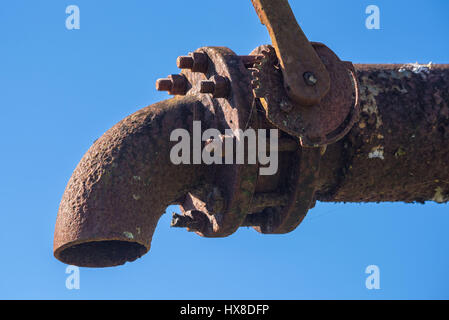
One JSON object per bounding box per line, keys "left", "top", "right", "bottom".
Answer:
{"left": 54, "top": 64, "right": 449, "bottom": 267}
{"left": 54, "top": 95, "right": 211, "bottom": 267}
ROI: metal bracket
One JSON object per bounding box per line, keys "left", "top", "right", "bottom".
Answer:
{"left": 250, "top": 0, "right": 360, "bottom": 147}
{"left": 251, "top": 44, "right": 360, "bottom": 147}
{"left": 251, "top": 0, "right": 330, "bottom": 106}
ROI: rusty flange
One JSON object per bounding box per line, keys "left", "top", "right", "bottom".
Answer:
{"left": 243, "top": 142, "right": 321, "bottom": 234}
{"left": 156, "top": 45, "right": 354, "bottom": 237}
{"left": 251, "top": 43, "right": 360, "bottom": 147}
{"left": 173, "top": 47, "right": 260, "bottom": 238}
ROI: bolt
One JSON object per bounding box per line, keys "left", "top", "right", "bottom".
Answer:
{"left": 200, "top": 80, "right": 216, "bottom": 94}
{"left": 177, "top": 56, "right": 194, "bottom": 69}
{"left": 176, "top": 52, "right": 208, "bottom": 73}
{"left": 155, "top": 78, "right": 173, "bottom": 92}
{"left": 200, "top": 75, "right": 230, "bottom": 98}
{"left": 170, "top": 213, "right": 194, "bottom": 228}
{"left": 303, "top": 72, "right": 318, "bottom": 86}
{"left": 171, "top": 211, "right": 206, "bottom": 232}
{"left": 155, "top": 74, "right": 188, "bottom": 95}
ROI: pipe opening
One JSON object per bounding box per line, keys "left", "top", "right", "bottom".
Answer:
{"left": 54, "top": 96, "right": 211, "bottom": 267}
{"left": 55, "top": 240, "right": 148, "bottom": 268}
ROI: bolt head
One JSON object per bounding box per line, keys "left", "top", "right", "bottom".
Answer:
{"left": 303, "top": 72, "right": 318, "bottom": 86}
{"left": 177, "top": 56, "right": 194, "bottom": 69}
{"left": 168, "top": 74, "right": 188, "bottom": 95}
{"left": 211, "top": 75, "right": 230, "bottom": 98}
{"left": 191, "top": 52, "right": 209, "bottom": 73}
{"left": 155, "top": 78, "right": 173, "bottom": 92}
{"left": 200, "top": 80, "right": 215, "bottom": 94}
{"left": 156, "top": 75, "right": 187, "bottom": 95}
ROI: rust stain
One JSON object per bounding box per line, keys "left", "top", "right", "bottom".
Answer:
{"left": 55, "top": 41, "right": 449, "bottom": 268}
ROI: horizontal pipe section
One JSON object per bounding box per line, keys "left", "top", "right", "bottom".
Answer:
{"left": 317, "top": 64, "right": 449, "bottom": 203}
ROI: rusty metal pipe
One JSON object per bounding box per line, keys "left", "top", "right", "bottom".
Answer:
{"left": 248, "top": 63, "right": 449, "bottom": 203}
{"left": 316, "top": 64, "right": 449, "bottom": 203}
{"left": 54, "top": 63, "right": 449, "bottom": 268}
{"left": 53, "top": 95, "right": 212, "bottom": 267}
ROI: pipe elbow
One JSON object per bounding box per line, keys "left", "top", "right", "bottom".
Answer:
{"left": 54, "top": 95, "right": 208, "bottom": 267}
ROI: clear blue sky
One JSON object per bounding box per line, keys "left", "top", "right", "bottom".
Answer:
{"left": 0, "top": 0, "right": 448, "bottom": 299}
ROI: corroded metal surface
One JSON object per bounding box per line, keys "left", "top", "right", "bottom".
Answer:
{"left": 178, "top": 46, "right": 260, "bottom": 238}
{"left": 54, "top": 96, "right": 214, "bottom": 267}
{"left": 251, "top": 43, "right": 360, "bottom": 147}
{"left": 251, "top": 0, "right": 330, "bottom": 105}
{"left": 54, "top": 58, "right": 449, "bottom": 268}
{"left": 317, "top": 64, "right": 449, "bottom": 203}
{"left": 53, "top": 0, "right": 449, "bottom": 269}
{"left": 251, "top": 146, "right": 321, "bottom": 234}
